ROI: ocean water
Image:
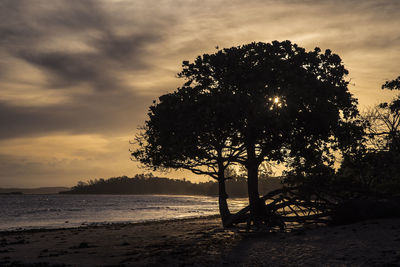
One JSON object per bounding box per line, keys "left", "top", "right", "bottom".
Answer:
{"left": 0, "top": 194, "right": 247, "bottom": 231}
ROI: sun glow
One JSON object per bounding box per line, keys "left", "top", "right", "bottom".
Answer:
{"left": 268, "top": 96, "right": 283, "bottom": 110}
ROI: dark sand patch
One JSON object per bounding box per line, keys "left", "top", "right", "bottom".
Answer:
{"left": 1, "top": 217, "right": 400, "bottom": 266}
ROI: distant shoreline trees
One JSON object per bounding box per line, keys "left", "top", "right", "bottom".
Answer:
{"left": 60, "top": 174, "right": 283, "bottom": 197}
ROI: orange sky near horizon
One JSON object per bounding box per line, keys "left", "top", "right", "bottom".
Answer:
{"left": 1, "top": 0, "right": 400, "bottom": 187}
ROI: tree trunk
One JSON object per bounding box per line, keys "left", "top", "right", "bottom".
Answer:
{"left": 218, "top": 177, "right": 233, "bottom": 227}
{"left": 246, "top": 142, "right": 264, "bottom": 225}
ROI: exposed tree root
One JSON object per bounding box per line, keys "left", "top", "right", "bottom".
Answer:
{"left": 223, "top": 187, "right": 335, "bottom": 230}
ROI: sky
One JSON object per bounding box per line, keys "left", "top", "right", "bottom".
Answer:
{"left": 1, "top": 0, "right": 400, "bottom": 187}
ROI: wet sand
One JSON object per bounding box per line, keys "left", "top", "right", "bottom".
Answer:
{"left": 1, "top": 216, "right": 400, "bottom": 266}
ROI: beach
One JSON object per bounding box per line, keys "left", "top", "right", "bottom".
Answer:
{"left": 1, "top": 216, "right": 400, "bottom": 266}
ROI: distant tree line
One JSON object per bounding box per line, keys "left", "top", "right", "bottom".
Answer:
{"left": 60, "top": 173, "right": 282, "bottom": 197}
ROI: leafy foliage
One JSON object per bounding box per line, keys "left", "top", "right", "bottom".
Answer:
{"left": 178, "top": 41, "right": 360, "bottom": 162}
{"left": 132, "top": 89, "right": 241, "bottom": 179}
{"left": 132, "top": 41, "right": 364, "bottom": 226}
{"left": 338, "top": 75, "right": 400, "bottom": 196}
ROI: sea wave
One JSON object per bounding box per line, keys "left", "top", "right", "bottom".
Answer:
{"left": 0, "top": 194, "right": 247, "bottom": 231}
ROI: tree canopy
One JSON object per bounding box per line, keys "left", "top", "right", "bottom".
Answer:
{"left": 132, "top": 40, "right": 362, "bottom": 226}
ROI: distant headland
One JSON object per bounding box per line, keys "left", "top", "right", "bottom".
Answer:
{"left": 59, "top": 173, "right": 282, "bottom": 197}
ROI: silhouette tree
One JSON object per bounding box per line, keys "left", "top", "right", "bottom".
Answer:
{"left": 133, "top": 41, "right": 360, "bottom": 227}
{"left": 339, "top": 76, "right": 400, "bottom": 194}
{"left": 176, "top": 41, "right": 359, "bottom": 225}
{"left": 377, "top": 76, "right": 400, "bottom": 152}
{"left": 132, "top": 88, "right": 244, "bottom": 227}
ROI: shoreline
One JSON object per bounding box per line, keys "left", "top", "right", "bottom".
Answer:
{"left": 0, "top": 214, "right": 222, "bottom": 234}
{"left": 1, "top": 217, "right": 400, "bottom": 266}
{"left": 0, "top": 194, "right": 248, "bottom": 234}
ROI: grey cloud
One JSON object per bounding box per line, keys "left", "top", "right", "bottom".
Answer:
{"left": 0, "top": 0, "right": 174, "bottom": 139}
{"left": 0, "top": 154, "right": 111, "bottom": 187}
{"left": 1, "top": 0, "right": 166, "bottom": 91}
{"left": 17, "top": 51, "right": 103, "bottom": 88}
{"left": 15, "top": 30, "right": 161, "bottom": 90}
{"left": 38, "top": 0, "right": 109, "bottom": 31}
{"left": 0, "top": 91, "right": 153, "bottom": 140}
{"left": 93, "top": 32, "right": 161, "bottom": 63}
{"left": 1, "top": 0, "right": 399, "bottom": 138}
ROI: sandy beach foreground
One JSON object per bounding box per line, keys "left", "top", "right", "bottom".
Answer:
{"left": 1, "top": 216, "right": 400, "bottom": 266}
